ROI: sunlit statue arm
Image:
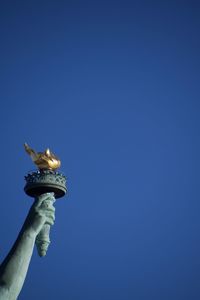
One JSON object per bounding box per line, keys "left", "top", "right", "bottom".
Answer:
{"left": 0, "top": 193, "right": 55, "bottom": 300}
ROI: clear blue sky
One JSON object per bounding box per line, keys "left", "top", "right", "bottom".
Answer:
{"left": 0, "top": 1, "right": 200, "bottom": 299}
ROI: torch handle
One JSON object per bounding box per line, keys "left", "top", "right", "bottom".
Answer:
{"left": 35, "top": 195, "right": 55, "bottom": 257}
{"left": 36, "top": 224, "right": 51, "bottom": 257}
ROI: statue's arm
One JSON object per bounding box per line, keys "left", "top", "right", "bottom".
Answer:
{"left": 0, "top": 229, "right": 36, "bottom": 300}
{"left": 0, "top": 193, "right": 55, "bottom": 300}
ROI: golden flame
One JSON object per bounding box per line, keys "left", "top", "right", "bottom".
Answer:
{"left": 24, "top": 143, "right": 61, "bottom": 170}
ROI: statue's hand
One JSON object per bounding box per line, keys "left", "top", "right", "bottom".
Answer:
{"left": 23, "top": 193, "right": 55, "bottom": 237}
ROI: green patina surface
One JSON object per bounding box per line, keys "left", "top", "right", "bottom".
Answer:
{"left": 0, "top": 171, "right": 67, "bottom": 299}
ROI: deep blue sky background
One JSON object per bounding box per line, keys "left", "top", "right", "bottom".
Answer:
{"left": 0, "top": 1, "right": 200, "bottom": 299}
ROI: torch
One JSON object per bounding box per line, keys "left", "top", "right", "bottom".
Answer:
{"left": 23, "top": 143, "right": 67, "bottom": 257}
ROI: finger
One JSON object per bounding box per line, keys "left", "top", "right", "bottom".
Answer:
{"left": 34, "top": 195, "right": 47, "bottom": 208}
{"left": 39, "top": 192, "right": 55, "bottom": 203}
{"left": 35, "top": 193, "right": 55, "bottom": 208}
{"left": 45, "top": 211, "right": 55, "bottom": 221}
{"left": 35, "top": 207, "right": 55, "bottom": 220}
{"left": 45, "top": 216, "right": 55, "bottom": 226}
{"left": 40, "top": 202, "right": 55, "bottom": 211}
{"left": 45, "top": 206, "right": 55, "bottom": 213}
{"left": 33, "top": 197, "right": 43, "bottom": 209}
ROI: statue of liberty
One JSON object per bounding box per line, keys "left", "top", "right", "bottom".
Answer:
{"left": 0, "top": 144, "right": 67, "bottom": 299}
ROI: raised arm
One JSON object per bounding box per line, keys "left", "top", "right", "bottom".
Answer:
{"left": 0, "top": 193, "right": 55, "bottom": 300}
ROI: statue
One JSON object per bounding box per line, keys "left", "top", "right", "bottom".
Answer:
{"left": 0, "top": 144, "right": 67, "bottom": 300}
